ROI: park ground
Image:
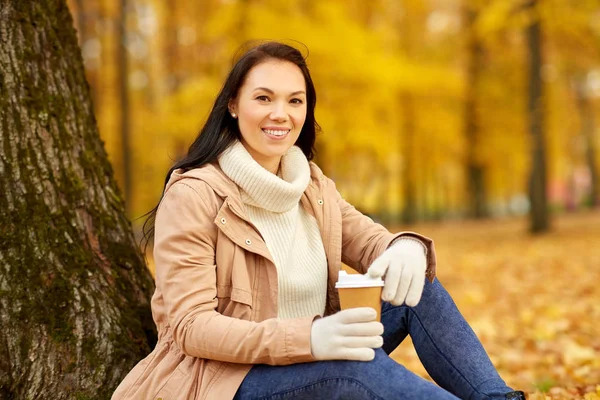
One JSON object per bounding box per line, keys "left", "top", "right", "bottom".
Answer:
{"left": 390, "top": 210, "right": 600, "bottom": 399}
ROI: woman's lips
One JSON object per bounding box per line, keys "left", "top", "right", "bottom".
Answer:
{"left": 262, "top": 128, "right": 290, "bottom": 139}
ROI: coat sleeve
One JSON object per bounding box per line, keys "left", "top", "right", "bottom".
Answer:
{"left": 327, "top": 178, "right": 437, "bottom": 281}
{"left": 154, "top": 181, "right": 316, "bottom": 365}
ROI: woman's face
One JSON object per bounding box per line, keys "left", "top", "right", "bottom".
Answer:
{"left": 229, "top": 59, "right": 307, "bottom": 173}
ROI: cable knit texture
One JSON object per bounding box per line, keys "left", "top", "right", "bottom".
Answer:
{"left": 218, "top": 141, "right": 328, "bottom": 319}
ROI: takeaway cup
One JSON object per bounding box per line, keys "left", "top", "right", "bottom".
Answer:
{"left": 335, "top": 271, "right": 385, "bottom": 322}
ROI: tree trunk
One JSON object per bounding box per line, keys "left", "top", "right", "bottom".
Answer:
{"left": 398, "top": 6, "right": 418, "bottom": 225}
{"left": 585, "top": 114, "right": 599, "bottom": 207}
{"left": 165, "top": 0, "right": 182, "bottom": 93}
{"left": 72, "top": 0, "right": 99, "bottom": 108}
{"left": 525, "top": 0, "right": 550, "bottom": 233}
{"left": 117, "top": 0, "right": 132, "bottom": 215}
{"left": 574, "top": 78, "right": 599, "bottom": 207}
{"left": 0, "top": 1, "right": 156, "bottom": 398}
{"left": 401, "top": 92, "right": 418, "bottom": 224}
{"left": 463, "top": 5, "right": 488, "bottom": 219}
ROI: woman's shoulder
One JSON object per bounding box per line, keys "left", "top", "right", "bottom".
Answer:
{"left": 165, "top": 162, "right": 237, "bottom": 197}
{"left": 308, "top": 161, "right": 327, "bottom": 182}
{"left": 308, "top": 161, "right": 336, "bottom": 189}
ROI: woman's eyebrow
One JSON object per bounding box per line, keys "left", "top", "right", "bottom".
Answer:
{"left": 252, "top": 87, "right": 306, "bottom": 96}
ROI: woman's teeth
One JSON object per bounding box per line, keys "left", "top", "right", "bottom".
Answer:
{"left": 263, "top": 129, "right": 289, "bottom": 136}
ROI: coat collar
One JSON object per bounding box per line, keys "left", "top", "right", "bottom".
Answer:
{"left": 166, "top": 161, "right": 327, "bottom": 222}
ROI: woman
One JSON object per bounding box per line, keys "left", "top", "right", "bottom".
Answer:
{"left": 112, "top": 42, "right": 525, "bottom": 400}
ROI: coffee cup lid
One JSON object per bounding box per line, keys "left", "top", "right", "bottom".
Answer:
{"left": 335, "top": 270, "right": 384, "bottom": 288}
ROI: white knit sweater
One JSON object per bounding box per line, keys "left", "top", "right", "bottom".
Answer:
{"left": 218, "top": 141, "right": 328, "bottom": 319}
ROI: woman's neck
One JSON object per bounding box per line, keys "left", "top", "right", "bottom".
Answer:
{"left": 239, "top": 141, "right": 281, "bottom": 174}
{"left": 255, "top": 156, "right": 280, "bottom": 175}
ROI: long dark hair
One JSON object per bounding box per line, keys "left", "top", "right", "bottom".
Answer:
{"left": 141, "top": 41, "right": 321, "bottom": 249}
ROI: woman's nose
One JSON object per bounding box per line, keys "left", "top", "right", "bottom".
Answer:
{"left": 269, "top": 103, "right": 288, "bottom": 121}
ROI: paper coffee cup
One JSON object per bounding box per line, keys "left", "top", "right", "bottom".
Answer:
{"left": 335, "top": 271, "right": 384, "bottom": 322}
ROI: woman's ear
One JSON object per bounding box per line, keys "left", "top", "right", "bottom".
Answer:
{"left": 228, "top": 99, "right": 237, "bottom": 117}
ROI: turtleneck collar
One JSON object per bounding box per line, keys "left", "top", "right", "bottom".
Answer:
{"left": 218, "top": 140, "right": 311, "bottom": 213}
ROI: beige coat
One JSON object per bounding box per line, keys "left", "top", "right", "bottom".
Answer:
{"left": 112, "top": 161, "right": 437, "bottom": 400}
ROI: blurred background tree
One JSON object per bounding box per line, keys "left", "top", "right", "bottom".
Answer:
{"left": 64, "top": 0, "right": 600, "bottom": 236}
{"left": 65, "top": 0, "right": 600, "bottom": 235}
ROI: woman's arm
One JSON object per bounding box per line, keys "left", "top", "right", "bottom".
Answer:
{"left": 326, "top": 177, "right": 437, "bottom": 282}
{"left": 154, "top": 182, "right": 316, "bottom": 365}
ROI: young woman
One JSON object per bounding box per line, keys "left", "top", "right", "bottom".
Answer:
{"left": 112, "top": 42, "right": 525, "bottom": 400}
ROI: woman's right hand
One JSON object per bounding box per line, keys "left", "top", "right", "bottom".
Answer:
{"left": 310, "top": 307, "right": 384, "bottom": 361}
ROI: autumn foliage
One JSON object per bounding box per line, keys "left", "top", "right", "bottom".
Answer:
{"left": 65, "top": 0, "right": 600, "bottom": 398}
{"left": 67, "top": 0, "right": 599, "bottom": 221}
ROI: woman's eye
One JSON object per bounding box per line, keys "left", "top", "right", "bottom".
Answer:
{"left": 256, "top": 95, "right": 270, "bottom": 101}
{"left": 291, "top": 98, "right": 304, "bottom": 104}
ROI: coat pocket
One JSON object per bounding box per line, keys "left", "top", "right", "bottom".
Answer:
{"left": 216, "top": 285, "right": 253, "bottom": 319}
{"left": 216, "top": 285, "right": 253, "bottom": 306}
{"left": 154, "top": 364, "right": 188, "bottom": 400}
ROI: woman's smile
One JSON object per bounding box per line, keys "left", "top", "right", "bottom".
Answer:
{"left": 262, "top": 127, "right": 291, "bottom": 139}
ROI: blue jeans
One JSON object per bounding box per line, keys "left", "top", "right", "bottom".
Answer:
{"left": 234, "top": 279, "right": 512, "bottom": 399}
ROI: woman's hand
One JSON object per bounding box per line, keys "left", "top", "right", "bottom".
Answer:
{"left": 367, "top": 238, "right": 427, "bottom": 307}
{"left": 310, "top": 308, "right": 384, "bottom": 361}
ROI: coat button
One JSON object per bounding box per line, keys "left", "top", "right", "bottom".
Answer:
{"left": 220, "top": 217, "right": 226, "bottom": 224}
{"left": 317, "top": 199, "right": 324, "bottom": 205}
{"left": 245, "top": 239, "right": 252, "bottom": 245}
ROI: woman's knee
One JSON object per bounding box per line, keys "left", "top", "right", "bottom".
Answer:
{"left": 416, "top": 278, "right": 456, "bottom": 309}
{"left": 290, "top": 378, "right": 382, "bottom": 400}
{"left": 320, "top": 350, "right": 458, "bottom": 399}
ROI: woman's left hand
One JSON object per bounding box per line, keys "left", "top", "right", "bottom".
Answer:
{"left": 367, "top": 238, "right": 427, "bottom": 307}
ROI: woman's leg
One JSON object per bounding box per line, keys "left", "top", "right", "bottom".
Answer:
{"left": 234, "top": 348, "right": 459, "bottom": 400}
{"left": 381, "top": 278, "right": 513, "bottom": 400}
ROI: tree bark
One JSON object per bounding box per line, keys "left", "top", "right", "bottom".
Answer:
{"left": 117, "top": 0, "right": 132, "bottom": 215}
{"left": 525, "top": 0, "right": 550, "bottom": 233}
{"left": 463, "top": 5, "right": 488, "bottom": 219}
{"left": 0, "top": 1, "right": 156, "bottom": 398}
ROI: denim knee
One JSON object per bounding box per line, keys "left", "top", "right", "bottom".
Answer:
{"left": 275, "top": 377, "right": 382, "bottom": 400}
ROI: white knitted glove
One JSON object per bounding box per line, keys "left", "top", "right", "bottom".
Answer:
{"left": 367, "top": 238, "right": 427, "bottom": 307}
{"left": 310, "top": 307, "right": 384, "bottom": 361}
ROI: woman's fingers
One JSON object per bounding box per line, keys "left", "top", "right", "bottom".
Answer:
{"left": 367, "top": 253, "right": 390, "bottom": 278}
{"left": 337, "top": 347, "right": 376, "bottom": 362}
{"left": 382, "top": 259, "right": 402, "bottom": 301}
{"left": 340, "top": 334, "right": 383, "bottom": 349}
{"left": 405, "top": 269, "right": 426, "bottom": 307}
{"left": 336, "top": 307, "right": 377, "bottom": 324}
{"left": 339, "top": 321, "right": 384, "bottom": 337}
{"left": 393, "top": 263, "right": 411, "bottom": 306}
